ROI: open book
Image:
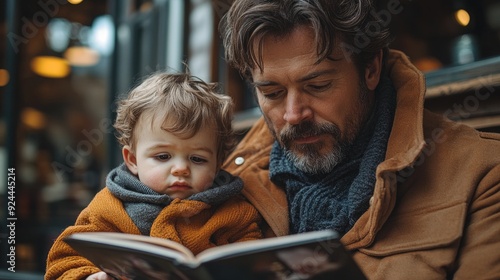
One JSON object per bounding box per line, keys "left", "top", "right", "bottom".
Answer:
{"left": 64, "top": 229, "right": 366, "bottom": 280}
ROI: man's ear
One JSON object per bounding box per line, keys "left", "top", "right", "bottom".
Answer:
{"left": 365, "top": 49, "right": 383, "bottom": 91}
{"left": 122, "top": 145, "right": 138, "bottom": 175}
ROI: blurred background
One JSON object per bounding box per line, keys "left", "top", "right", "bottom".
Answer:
{"left": 0, "top": 0, "right": 500, "bottom": 277}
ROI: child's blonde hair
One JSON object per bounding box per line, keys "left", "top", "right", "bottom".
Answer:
{"left": 114, "top": 72, "right": 235, "bottom": 167}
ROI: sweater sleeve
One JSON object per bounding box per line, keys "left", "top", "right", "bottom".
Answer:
{"left": 209, "top": 195, "right": 264, "bottom": 245}
{"left": 45, "top": 188, "right": 140, "bottom": 280}
{"left": 149, "top": 196, "right": 263, "bottom": 256}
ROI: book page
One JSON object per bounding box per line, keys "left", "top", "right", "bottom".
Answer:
{"left": 64, "top": 233, "right": 206, "bottom": 279}
{"left": 87, "top": 232, "right": 196, "bottom": 259}
{"left": 196, "top": 230, "right": 366, "bottom": 280}
{"left": 66, "top": 232, "right": 197, "bottom": 263}
{"left": 196, "top": 229, "right": 338, "bottom": 263}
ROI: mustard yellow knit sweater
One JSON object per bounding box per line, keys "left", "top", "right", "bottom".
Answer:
{"left": 45, "top": 188, "right": 262, "bottom": 280}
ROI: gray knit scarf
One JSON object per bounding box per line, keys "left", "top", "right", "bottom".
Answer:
{"left": 269, "top": 76, "right": 396, "bottom": 235}
{"left": 106, "top": 164, "right": 243, "bottom": 235}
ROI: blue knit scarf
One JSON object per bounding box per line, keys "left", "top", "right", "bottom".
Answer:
{"left": 106, "top": 164, "right": 243, "bottom": 235}
{"left": 269, "top": 77, "right": 396, "bottom": 235}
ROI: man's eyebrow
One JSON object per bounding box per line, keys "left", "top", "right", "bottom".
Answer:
{"left": 297, "top": 68, "right": 338, "bottom": 82}
{"left": 251, "top": 68, "right": 338, "bottom": 87}
{"left": 251, "top": 80, "right": 278, "bottom": 87}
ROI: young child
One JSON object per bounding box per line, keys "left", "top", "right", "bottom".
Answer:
{"left": 45, "top": 72, "right": 263, "bottom": 280}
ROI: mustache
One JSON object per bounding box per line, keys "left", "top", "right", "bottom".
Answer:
{"left": 279, "top": 121, "right": 341, "bottom": 148}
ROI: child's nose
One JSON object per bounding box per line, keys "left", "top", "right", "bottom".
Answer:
{"left": 171, "top": 160, "right": 190, "bottom": 176}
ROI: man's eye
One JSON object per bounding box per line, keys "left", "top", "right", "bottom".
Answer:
{"left": 262, "top": 90, "right": 284, "bottom": 100}
{"left": 191, "top": 156, "right": 207, "bottom": 164}
{"left": 155, "top": 154, "right": 171, "bottom": 161}
{"left": 307, "top": 82, "right": 332, "bottom": 92}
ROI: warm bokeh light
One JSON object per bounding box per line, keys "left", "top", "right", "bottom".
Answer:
{"left": 413, "top": 57, "right": 443, "bottom": 72}
{"left": 31, "top": 56, "right": 71, "bottom": 78}
{"left": 0, "top": 69, "right": 9, "bottom": 86}
{"left": 21, "top": 107, "right": 47, "bottom": 130}
{"left": 68, "top": 0, "right": 84, "bottom": 4}
{"left": 63, "top": 46, "right": 100, "bottom": 66}
{"left": 455, "top": 9, "right": 471, "bottom": 27}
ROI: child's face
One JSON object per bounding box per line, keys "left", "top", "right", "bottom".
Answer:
{"left": 123, "top": 116, "right": 218, "bottom": 199}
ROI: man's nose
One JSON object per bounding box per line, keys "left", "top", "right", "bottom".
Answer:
{"left": 283, "top": 91, "right": 312, "bottom": 125}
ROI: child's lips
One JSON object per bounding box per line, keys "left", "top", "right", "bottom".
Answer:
{"left": 169, "top": 182, "right": 191, "bottom": 190}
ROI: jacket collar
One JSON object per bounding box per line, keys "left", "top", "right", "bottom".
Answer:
{"left": 383, "top": 50, "right": 426, "bottom": 170}
{"left": 342, "top": 50, "right": 427, "bottom": 248}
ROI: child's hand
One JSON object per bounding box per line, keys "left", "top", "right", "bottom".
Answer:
{"left": 86, "top": 271, "right": 114, "bottom": 280}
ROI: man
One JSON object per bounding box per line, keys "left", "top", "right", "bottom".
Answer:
{"left": 220, "top": 0, "right": 500, "bottom": 279}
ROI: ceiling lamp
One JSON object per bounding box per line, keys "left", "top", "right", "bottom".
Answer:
{"left": 0, "top": 69, "right": 9, "bottom": 86}
{"left": 63, "top": 46, "right": 100, "bottom": 66}
{"left": 31, "top": 56, "right": 71, "bottom": 78}
{"left": 455, "top": 9, "right": 471, "bottom": 27}
{"left": 46, "top": 18, "right": 71, "bottom": 52}
{"left": 21, "top": 107, "right": 47, "bottom": 130}
{"left": 89, "top": 15, "right": 115, "bottom": 56}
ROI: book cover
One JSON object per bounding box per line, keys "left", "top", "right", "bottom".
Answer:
{"left": 64, "top": 229, "right": 367, "bottom": 280}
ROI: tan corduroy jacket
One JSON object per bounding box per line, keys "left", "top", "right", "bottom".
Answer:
{"left": 45, "top": 188, "right": 262, "bottom": 280}
{"left": 222, "top": 50, "right": 500, "bottom": 279}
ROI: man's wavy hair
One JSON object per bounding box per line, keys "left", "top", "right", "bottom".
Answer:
{"left": 219, "top": 0, "right": 392, "bottom": 79}
{"left": 114, "top": 72, "right": 235, "bottom": 167}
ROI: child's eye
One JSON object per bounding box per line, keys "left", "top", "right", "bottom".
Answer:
{"left": 155, "top": 154, "right": 171, "bottom": 161}
{"left": 190, "top": 156, "right": 207, "bottom": 164}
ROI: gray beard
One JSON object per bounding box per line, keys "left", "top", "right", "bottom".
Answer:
{"left": 282, "top": 136, "right": 349, "bottom": 174}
